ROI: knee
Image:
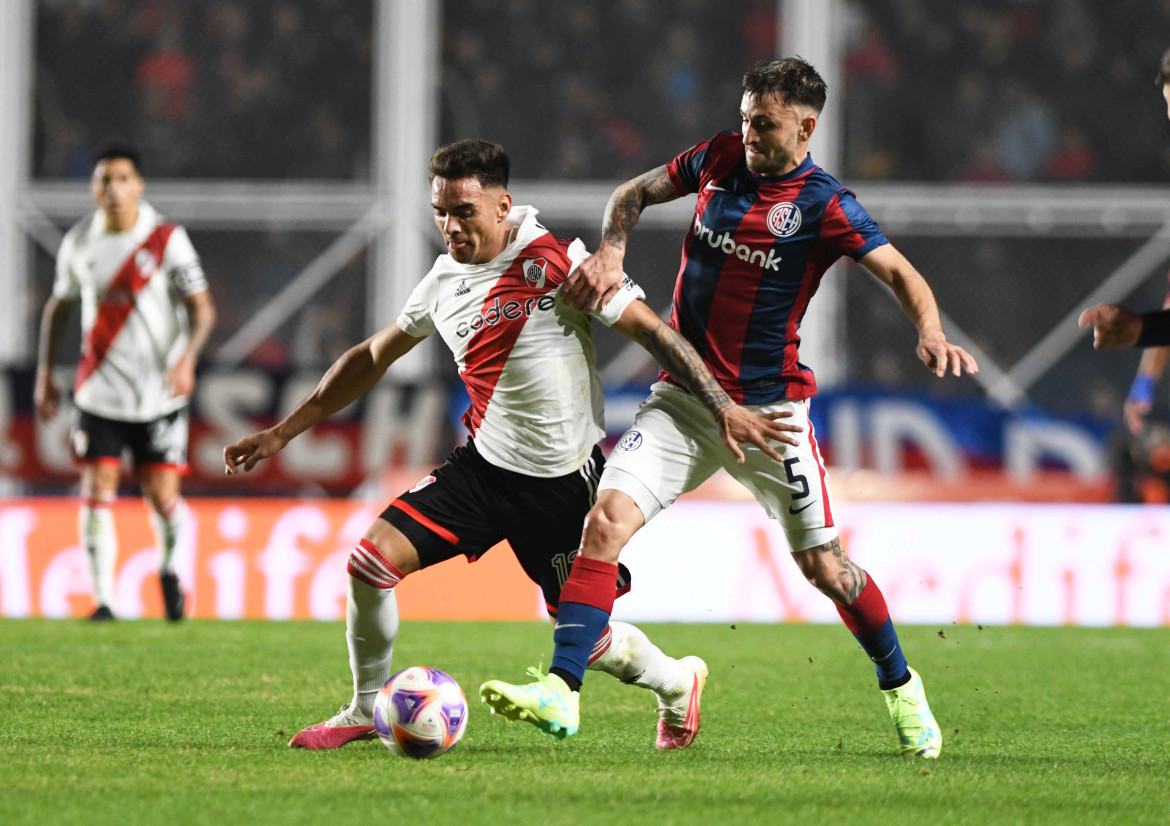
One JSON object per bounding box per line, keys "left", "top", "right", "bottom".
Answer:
{"left": 348, "top": 539, "right": 408, "bottom": 590}
{"left": 580, "top": 495, "right": 641, "bottom": 563}
{"left": 81, "top": 465, "right": 120, "bottom": 500}
{"left": 145, "top": 491, "right": 177, "bottom": 516}
{"left": 140, "top": 473, "right": 180, "bottom": 516}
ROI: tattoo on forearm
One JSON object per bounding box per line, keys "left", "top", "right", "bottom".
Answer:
{"left": 600, "top": 166, "right": 677, "bottom": 251}
{"left": 637, "top": 320, "right": 732, "bottom": 417}
{"left": 817, "top": 537, "right": 867, "bottom": 603}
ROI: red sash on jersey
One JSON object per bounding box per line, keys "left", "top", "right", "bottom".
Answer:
{"left": 74, "top": 224, "right": 176, "bottom": 393}
{"left": 459, "top": 234, "right": 572, "bottom": 436}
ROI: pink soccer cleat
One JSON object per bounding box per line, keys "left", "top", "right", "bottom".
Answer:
{"left": 288, "top": 705, "right": 376, "bottom": 749}
{"left": 655, "top": 656, "right": 708, "bottom": 750}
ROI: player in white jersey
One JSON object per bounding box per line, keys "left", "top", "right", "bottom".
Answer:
{"left": 224, "top": 139, "right": 798, "bottom": 750}
{"left": 34, "top": 145, "right": 217, "bottom": 622}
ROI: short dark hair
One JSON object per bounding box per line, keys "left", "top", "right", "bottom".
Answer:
{"left": 742, "top": 57, "right": 827, "bottom": 113}
{"left": 93, "top": 143, "right": 141, "bottom": 172}
{"left": 1156, "top": 48, "right": 1170, "bottom": 86}
{"left": 428, "top": 139, "right": 509, "bottom": 189}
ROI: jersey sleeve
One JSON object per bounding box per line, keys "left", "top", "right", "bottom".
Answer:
{"left": 666, "top": 137, "right": 715, "bottom": 195}
{"left": 164, "top": 226, "right": 210, "bottom": 296}
{"left": 820, "top": 189, "right": 889, "bottom": 261}
{"left": 395, "top": 268, "right": 439, "bottom": 337}
{"left": 1137, "top": 309, "right": 1170, "bottom": 347}
{"left": 562, "top": 238, "right": 646, "bottom": 327}
{"left": 51, "top": 231, "right": 81, "bottom": 300}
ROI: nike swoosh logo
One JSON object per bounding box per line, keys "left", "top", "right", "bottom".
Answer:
{"left": 554, "top": 623, "right": 585, "bottom": 630}
{"left": 704, "top": 182, "right": 728, "bottom": 191}
{"left": 788, "top": 501, "right": 816, "bottom": 515}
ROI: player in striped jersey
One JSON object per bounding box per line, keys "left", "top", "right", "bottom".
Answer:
{"left": 34, "top": 145, "right": 217, "bottom": 622}
{"left": 224, "top": 139, "right": 798, "bottom": 749}
{"left": 483, "top": 59, "right": 978, "bottom": 757}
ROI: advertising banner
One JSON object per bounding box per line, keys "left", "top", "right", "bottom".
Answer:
{"left": 2, "top": 498, "right": 1167, "bottom": 627}
{"left": 0, "top": 498, "right": 541, "bottom": 621}
{"left": 1, "top": 369, "right": 1118, "bottom": 495}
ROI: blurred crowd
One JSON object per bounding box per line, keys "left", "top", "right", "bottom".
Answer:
{"left": 441, "top": 0, "right": 778, "bottom": 180}
{"left": 35, "top": 0, "right": 1170, "bottom": 184}
{"left": 844, "top": 0, "right": 1170, "bottom": 182}
{"left": 442, "top": 0, "right": 1170, "bottom": 183}
{"left": 35, "top": 0, "right": 371, "bottom": 179}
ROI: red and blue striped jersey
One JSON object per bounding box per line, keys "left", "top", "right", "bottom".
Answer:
{"left": 663, "top": 131, "right": 888, "bottom": 404}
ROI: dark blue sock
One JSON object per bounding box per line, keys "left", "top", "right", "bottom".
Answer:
{"left": 853, "top": 617, "right": 909, "bottom": 687}
{"left": 835, "top": 577, "right": 909, "bottom": 688}
{"left": 550, "top": 601, "right": 611, "bottom": 685}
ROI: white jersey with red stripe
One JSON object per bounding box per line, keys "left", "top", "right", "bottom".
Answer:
{"left": 53, "top": 202, "right": 209, "bottom": 422}
{"left": 397, "top": 205, "right": 645, "bottom": 478}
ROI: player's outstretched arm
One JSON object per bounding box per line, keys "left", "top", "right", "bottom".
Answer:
{"left": 859, "top": 244, "right": 979, "bottom": 378}
{"left": 224, "top": 323, "right": 425, "bottom": 474}
{"left": 33, "top": 295, "right": 76, "bottom": 422}
{"left": 1077, "top": 303, "right": 1149, "bottom": 349}
{"left": 562, "top": 165, "right": 682, "bottom": 313}
{"left": 611, "top": 300, "right": 801, "bottom": 464}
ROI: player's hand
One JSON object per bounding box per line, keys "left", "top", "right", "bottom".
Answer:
{"left": 1124, "top": 398, "right": 1151, "bottom": 435}
{"left": 33, "top": 374, "right": 60, "bottom": 421}
{"left": 716, "top": 406, "right": 801, "bottom": 465}
{"left": 916, "top": 330, "right": 979, "bottom": 378}
{"left": 166, "top": 355, "right": 197, "bottom": 398}
{"left": 562, "top": 245, "right": 625, "bottom": 312}
{"left": 224, "top": 428, "right": 287, "bottom": 475}
{"left": 1079, "top": 304, "right": 1141, "bottom": 349}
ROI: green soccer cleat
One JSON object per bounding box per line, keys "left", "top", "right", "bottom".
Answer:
{"left": 882, "top": 667, "right": 942, "bottom": 758}
{"left": 480, "top": 667, "right": 580, "bottom": 740}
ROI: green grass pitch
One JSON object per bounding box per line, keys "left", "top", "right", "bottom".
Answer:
{"left": 1, "top": 619, "right": 1167, "bottom": 825}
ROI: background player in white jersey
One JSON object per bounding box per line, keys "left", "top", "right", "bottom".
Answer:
{"left": 34, "top": 145, "right": 217, "bottom": 622}
{"left": 485, "top": 59, "right": 978, "bottom": 758}
{"left": 223, "top": 139, "right": 798, "bottom": 750}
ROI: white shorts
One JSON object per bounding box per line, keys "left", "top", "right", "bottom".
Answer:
{"left": 598, "top": 382, "right": 837, "bottom": 552}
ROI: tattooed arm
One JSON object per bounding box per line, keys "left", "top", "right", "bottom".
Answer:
{"left": 611, "top": 300, "right": 801, "bottom": 464}
{"left": 562, "top": 165, "right": 682, "bottom": 312}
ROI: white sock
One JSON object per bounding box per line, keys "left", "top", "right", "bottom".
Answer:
{"left": 148, "top": 497, "right": 186, "bottom": 575}
{"left": 79, "top": 500, "right": 117, "bottom": 609}
{"left": 587, "top": 621, "right": 687, "bottom": 698}
{"left": 346, "top": 576, "right": 399, "bottom": 719}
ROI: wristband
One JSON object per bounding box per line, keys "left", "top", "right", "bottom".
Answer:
{"left": 1128, "top": 374, "right": 1155, "bottom": 406}
{"left": 1135, "top": 310, "right": 1170, "bottom": 347}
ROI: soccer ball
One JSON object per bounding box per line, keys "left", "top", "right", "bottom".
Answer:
{"left": 373, "top": 666, "right": 468, "bottom": 759}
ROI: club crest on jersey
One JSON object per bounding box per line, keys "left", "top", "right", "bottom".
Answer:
{"left": 767, "top": 202, "right": 802, "bottom": 238}
{"left": 135, "top": 248, "right": 159, "bottom": 277}
{"left": 410, "top": 475, "right": 436, "bottom": 492}
{"left": 616, "top": 431, "right": 643, "bottom": 451}
{"left": 522, "top": 257, "right": 547, "bottom": 288}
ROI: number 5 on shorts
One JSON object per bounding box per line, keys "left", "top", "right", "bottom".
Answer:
{"left": 784, "top": 458, "right": 812, "bottom": 514}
